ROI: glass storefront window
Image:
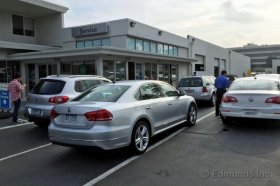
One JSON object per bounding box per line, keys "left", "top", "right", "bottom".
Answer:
{"left": 93, "top": 39, "right": 101, "bottom": 46}
{"left": 76, "top": 41, "right": 84, "bottom": 48}
{"left": 136, "top": 63, "right": 143, "bottom": 80}
{"left": 171, "top": 65, "right": 177, "bottom": 87}
{"left": 158, "top": 64, "right": 163, "bottom": 81}
{"left": 39, "top": 65, "right": 47, "bottom": 78}
{"left": 84, "top": 60, "right": 96, "bottom": 75}
{"left": 48, "top": 64, "right": 57, "bottom": 75}
{"left": 164, "top": 44, "right": 169, "bottom": 55}
{"left": 143, "top": 41, "right": 150, "bottom": 52}
{"left": 85, "top": 40, "right": 93, "bottom": 48}
{"left": 136, "top": 39, "right": 143, "bottom": 51}
{"left": 157, "top": 43, "right": 163, "bottom": 54}
{"left": 145, "top": 63, "right": 151, "bottom": 80}
{"left": 72, "top": 61, "right": 83, "bottom": 74}
{"left": 151, "top": 42, "right": 157, "bottom": 53}
{"left": 151, "top": 63, "right": 157, "bottom": 80}
{"left": 61, "top": 62, "right": 71, "bottom": 74}
{"left": 102, "top": 38, "right": 110, "bottom": 46}
{"left": 127, "top": 38, "right": 135, "bottom": 50}
{"left": 116, "top": 61, "right": 126, "bottom": 81}
{"left": 103, "top": 60, "right": 114, "bottom": 81}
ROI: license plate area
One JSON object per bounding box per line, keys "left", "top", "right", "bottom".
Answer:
{"left": 65, "top": 114, "right": 77, "bottom": 123}
{"left": 31, "top": 108, "right": 42, "bottom": 116}
{"left": 185, "top": 90, "right": 194, "bottom": 94}
{"left": 244, "top": 110, "right": 257, "bottom": 116}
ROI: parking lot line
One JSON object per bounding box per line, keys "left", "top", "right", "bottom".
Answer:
{"left": 83, "top": 111, "right": 215, "bottom": 186}
{"left": 0, "top": 122, "right": 33, "bottom": 131}
{"left": 0, "top": 143, "right": 52, "bottom": 162}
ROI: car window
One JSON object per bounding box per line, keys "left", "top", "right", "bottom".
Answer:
{"left": 178, "top": 77, "right": 203, "bottom": 87}
{"left": 30, "top": 79, "right": 65, "bottom": 95}
{"left": 85, "top": 79, "right": 101, "bottom": 89}
{"left": 158, "top": 83, "right": 179, "bottom": 97}
{"left": 230, "top": 79, "right": 280, "bottom": 91}
{"left": 75, "top": 80, "right": 88, "bottom": 92}
{"left": 74, "top": 85, "right": 130, "bottom": 102}
{"left": 135, "top": 83, "right": 162, "bottom": 100}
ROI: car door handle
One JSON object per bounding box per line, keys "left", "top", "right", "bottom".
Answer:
{"left": 168, "top": 102, "right": 172, "bottom": 105}
{"left": 146, "top": 106, "right": 152, "bottom": 109}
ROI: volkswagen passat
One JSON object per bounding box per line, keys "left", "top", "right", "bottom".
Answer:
{"left": 49, "top": 80, "right": 197, "bottom": 154}
{"left": 220, "top": 76, "right": 280, "bottom": 124}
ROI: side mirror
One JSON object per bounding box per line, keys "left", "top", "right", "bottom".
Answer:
{"left": 179, "top": 91, "right": 186, "bottom": 96}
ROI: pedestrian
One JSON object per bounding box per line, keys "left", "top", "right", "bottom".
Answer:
{"left": 214, "top": 70, "right": 229, "bottom": 116}
{"left": 7, "top": 74, "right": 25, "bottom": 123}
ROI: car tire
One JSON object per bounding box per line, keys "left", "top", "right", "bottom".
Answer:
{"left": 209, "top": 93, "right": 216, "bottom": 107}
{"left": 131, "top": 120, "right": 150, "bottom": 155}
{"left": 186, "top": 103, "right": 197, "bottom": 127}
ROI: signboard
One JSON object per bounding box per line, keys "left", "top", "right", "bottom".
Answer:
{"left": 0, "top": 90, "right": 10, "bottom": 110}
{"left": 72, "top": 23, "right": 108, "bottom": 37}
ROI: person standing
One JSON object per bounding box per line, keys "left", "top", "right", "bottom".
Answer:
{"left": 8, "top": 74, "right": 25, "bottom": 123}
{"left": 214, "top": 70, "right": 229, "bottom": 116}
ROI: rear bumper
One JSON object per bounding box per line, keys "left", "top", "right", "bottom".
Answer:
{"left": 48, "top": 123, "right": 131, "bottom": 150}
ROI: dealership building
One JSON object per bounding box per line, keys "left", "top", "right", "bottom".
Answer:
{"left": 0, "top": 0, "right": 250, "bottom": 95}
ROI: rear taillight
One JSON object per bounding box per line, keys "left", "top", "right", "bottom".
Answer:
{"left": 202, "top": 87, "right": 208, "bottom": 93}
{"left": 50, "top": 109, "right": 59, "bottom": 119}
{"left": 84, "top": 109, "right": 113, "bottom": 121}
{"left": 48, "top": 96, "right": 69, "bottom": 104}
{"left": 222, "top": 96, "right": 238, "bottom": 103}
{"left": 265, "top": 96, "right": 280, "bottom": 104}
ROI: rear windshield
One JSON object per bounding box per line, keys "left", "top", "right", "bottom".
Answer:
{"left": 30, "top": 79, "right": 66, "bottom": 95}
{"left": 178, "top": 77, "right": 203, "bottom": 87}
{"left": 230, "top": 79, "right": 280, "bottom": 91}
{"left": 73, "top": 85, "right": 130, "bottom": 102}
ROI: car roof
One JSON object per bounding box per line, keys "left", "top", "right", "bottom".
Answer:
{"left": 234, "top": 76, "right": 280, "bottom": 82}
{"left": 41, "top": 75, "right": 111, "bottom": 81}
{"left": 107, "top": 80, "right": 169, "bottom": 86}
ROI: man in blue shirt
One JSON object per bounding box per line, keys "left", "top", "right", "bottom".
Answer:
{"left": 214, "top": 70, "right": 229, "bottom": 116}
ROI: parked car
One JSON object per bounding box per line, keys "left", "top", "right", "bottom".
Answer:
{"left": 224, "top": 74, "right": 238, "bottom": 86}
{"left": 24, "top": 75, "right": 112, "bottom": 127}
{"left": 48, "top": 80, "right": 197, "bottom": 154}
{"left": 177, "top": 75, "right": 216, "bottom": 106}
{"left": 255, "top": 73, "right": 280, "bottom": 79}
{"left": 220, "top": 76, "right": 280, "bottom": 124}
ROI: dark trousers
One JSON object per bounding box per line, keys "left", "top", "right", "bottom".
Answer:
{"left": 215, "top": 89, "right": 226, "bottom": 116}
{"left": 12, "top": 99, "right": 21, "bottom": 122}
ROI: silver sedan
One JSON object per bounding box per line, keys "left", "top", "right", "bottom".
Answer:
{"left": 220, "top": 76, "right": 280, "bottom": 124}
{"left": 48, "top": 80, "right": 197, "bottom": 154}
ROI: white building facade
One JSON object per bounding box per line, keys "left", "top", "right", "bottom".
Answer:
{"left": 0, "top": 0, "right": 250, "bottom": 94}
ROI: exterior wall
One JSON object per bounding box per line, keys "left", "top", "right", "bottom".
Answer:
{"left": 36, "top": 14, "right": 64, "bottom": 47}
{"left": 62, "top": 19, "right": 189, "bottom": 58}
{"left": 0, "top": 9, "right": 36, "bottom": 44}
{"left": 229, "top": 51, "right": 251, "bottom": 77}
{"left": 190, "top": 36, "right": 250, "bottom": 77}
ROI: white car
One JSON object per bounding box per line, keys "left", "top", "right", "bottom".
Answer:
{"left": 220, "top": 76, "right": 280, "bottom": 124}
{"left": 48, "top": 80, "right": 197, "bottom": 154}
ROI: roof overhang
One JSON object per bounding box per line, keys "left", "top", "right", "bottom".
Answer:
{"left": 0, "top": 0, "right": 68, "bottom": 16}
{"left": 0, "top": 41, "right": 62, "bottom": 51}
{"left": 7, "top": 46, "right": 197, "bottom": 63}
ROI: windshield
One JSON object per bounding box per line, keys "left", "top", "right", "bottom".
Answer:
{"left": 230, "top": 79, "right": 280, "bottom": 91}
{"left": 72, "top": 84, "right": 131, "bottom": 102}
{"left": 30, "top": 79, "right": 65, "bottom": 95}
{"left": 178, "top": 77, "right": 203, "bottom": 87}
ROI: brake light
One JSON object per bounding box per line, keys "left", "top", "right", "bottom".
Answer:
{"left": 84, "top": 109, "right": 113, "bottom": 121}
{"left": 265, "top": 96, "right": 280, "bottom": 104}
{"left": 50, "top": 109, "right": 59, "bottom": 119}
{"left": 222, "top": 96, "right": 238, "bottom": 103}
{"left": 202, "top": 87, "right": 208, "bottom": 93}
{"left": 48, "top": 96, "right": 69, "bottom": 104}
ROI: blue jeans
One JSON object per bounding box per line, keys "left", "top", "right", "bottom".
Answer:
{"left": 12, "top": 99, "right": 21, "bottom": 122}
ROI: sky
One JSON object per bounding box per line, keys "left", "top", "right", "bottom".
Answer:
{"left": 45, "top": 0, "right": 280, "bottom": 48}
